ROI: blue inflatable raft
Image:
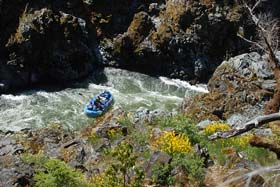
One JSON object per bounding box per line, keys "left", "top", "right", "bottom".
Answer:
{"left": 84, "top": 91, "right": 113, "bottom": 117}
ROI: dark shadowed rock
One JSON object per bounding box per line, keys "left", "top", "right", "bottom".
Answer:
{"left": 1, "top": 0, "right": 280, "bottom": 93}
{"left": 1, "top": 4, "right": 98, "bottom": 93}
{"left": 101, "top": 0, "right": 251, "bottom": 82}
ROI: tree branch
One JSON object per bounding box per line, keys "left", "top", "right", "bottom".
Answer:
{"left": 237, "top": 33, "right": 265, "bottom": 51}
{"left": 208, "top": 113, "right": 280, "bottom": 140}
{"left": 251, "top": 0, "right": 265, "bottom": 12}
{"left": 217, "top": 165, "right": 280, "bottom": 187}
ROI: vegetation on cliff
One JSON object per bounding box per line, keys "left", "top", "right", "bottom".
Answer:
{"left": 1, "top": 110, "right": 279, "bottom": 186}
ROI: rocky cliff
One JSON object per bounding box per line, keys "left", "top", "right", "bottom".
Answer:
{"left": 1, "top": 0, "right": 279, "bottom": 93}
{"left": 0, "top": 0, "right": 250, "bottom": 93}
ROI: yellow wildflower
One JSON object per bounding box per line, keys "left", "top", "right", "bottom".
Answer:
{"left": 156, "top": 131, "right": 192, "bottom": 154}
{"left": 204, "top": 123, "right": 231, "bottom": 135}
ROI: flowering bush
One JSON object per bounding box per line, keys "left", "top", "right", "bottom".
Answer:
{"left": 204, "top": 123, "right": 231, "bottom": 135}
{"left": 156, "top": 131, "right": 192, "bottom": 154}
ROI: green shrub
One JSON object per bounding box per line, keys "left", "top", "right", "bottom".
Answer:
{"left": 22, "top": 153, "right": 49, "bottom": 166}
{"left": 152, "top": 163, "right": 173, "bottom": 186}
{"left": 34, "top": 158, "right": 87, "bottom": 187}
{"left": 172, "top": 154, "right": 205, "bottom": 181}
{"left": 22, "top": 154, "right": 88, "bottom": 187}
{"left": 107, "top": 128, "right": 123, "bottom": 141}
{"left": 204, "top": 123, "right": 231, "bottom": 136}
{"left": 151, "top": 153, "right": 205, "bottom": 186}
{"left": 153, "top": 114, "right": 205, "bottom": 145}
{"left": 206, "top": 134, "right": 277, "bottom": 165}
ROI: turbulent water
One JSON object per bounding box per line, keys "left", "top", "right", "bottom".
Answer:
{"left": 0, "top": 68, "right": 208, "bottom": 131}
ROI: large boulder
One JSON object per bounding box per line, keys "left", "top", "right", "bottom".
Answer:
{"left": 184, "top": 52, "right": 278, "bottom": 124}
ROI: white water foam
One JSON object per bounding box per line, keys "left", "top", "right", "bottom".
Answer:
{"left": 0, "top": 68, "right": 207, "bottom": 131}
{"left": 159, "top": 77, "right": 209, "bottom": 93}
{"left": 1, "top": 94, "right": 30, "bottom": 101}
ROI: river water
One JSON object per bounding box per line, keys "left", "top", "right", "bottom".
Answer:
{"left": 0, "top": 68, "right": 208, "bottom": 131}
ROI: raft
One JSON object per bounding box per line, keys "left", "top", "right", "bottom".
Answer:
{"left": 84, "top": 91, "right": 113, "bottom": 117}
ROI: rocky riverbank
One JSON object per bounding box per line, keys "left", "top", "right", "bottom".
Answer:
{"left": 1, "top": 105, "right": 279, "bottom": 186}
{"left": 0, "top": 107, "right": 173, "bottom": 186}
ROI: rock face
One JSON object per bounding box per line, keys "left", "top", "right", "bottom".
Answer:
{"left": 6, "top": 8, "right": 96, "bottom": 81}
{"left": 0, "top": 0, "right": 254, "bottom": 93}
{"left": 184, "top": 52, "right": 279, "bottom": 124}
{"left": 0, "top": 0, "right": 98, "bottom": 93}
{"left": 103, "top": 0, "right": 249, "bottom": 82}
{"left": 1, "top": 0, "right": 280, "bottom": 93}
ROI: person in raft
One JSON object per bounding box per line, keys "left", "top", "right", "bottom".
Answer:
{"left": 87, "top": 101, "right": 94, "bottom": 110}
{"left": 94, "top": 96, "right": 105, "bottom": 110}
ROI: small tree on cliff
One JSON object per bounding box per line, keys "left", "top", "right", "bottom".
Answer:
{"left": 238, "top": 0, "right": 280, "bottom": 114}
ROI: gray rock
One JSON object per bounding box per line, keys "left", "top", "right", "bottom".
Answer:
{"left": 0, "top": 167, "right": 33, "bottom": 187}
{"left": 254, "top": 128, "right": 273, "bottom": 137}
{"left": 230, "top": 52, "right": 274, "bottom": 79}
{"left": 0, "top": 137, "right": 16, "bottom": 147}
{"left": 0, "top": 137, "right": 33, "bottom": 186}
{"left": 133, "top": 107, "right": 172, "bottom": 124}
{"left": 196, "top": 120, "right": 213, "bottom": 130}
{"left": 227, "top": 113, "right": 249, "bottom": 128}
{"left": 0, "top": 137, "right": 24, "bottom": 156}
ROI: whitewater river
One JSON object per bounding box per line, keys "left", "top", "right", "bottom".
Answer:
{"left": 0, "top": 68, "right": 208, "bottom": 131}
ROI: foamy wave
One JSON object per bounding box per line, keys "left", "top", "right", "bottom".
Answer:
{"left": 1, "top": 94, "right": 29, "bottom": 101}
{"left": 159, "top": 77, "right": 209, "bottom": 93}
{"left": 0, "top": 68, "right": 206, "bottom": 131}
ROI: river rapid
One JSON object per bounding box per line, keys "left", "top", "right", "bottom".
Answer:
{"left": 0, "top": 68, "right": 208, "bottom": 131}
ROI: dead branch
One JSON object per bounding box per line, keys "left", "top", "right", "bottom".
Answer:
{"left": 237, "top": 33, "right": 265, "bottom": 51}
{"left": 249, "top": 135, "right": 280, "bottom": 159}
{"left": 208, "top": 112, "right": 280, "bottom": 140}
{"left": 217, "top": 165, "right": 280, "bottom": 187}
{"left": 239, "top": 0, "right": 279, "bottom": 58}
{"left": 239, "top": 0, "right": 280, "bottom": 114}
